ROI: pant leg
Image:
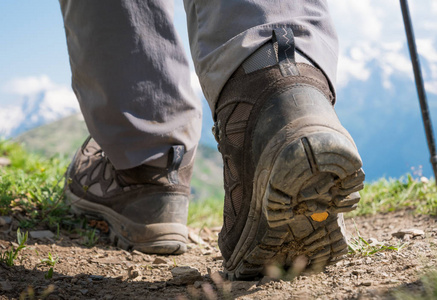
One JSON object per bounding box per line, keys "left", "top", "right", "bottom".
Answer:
{"left": 183, "top": 0, "right": 338, "bottom": 115}
{"left": 60, "top": 0, "right": 202, "bottom": 169}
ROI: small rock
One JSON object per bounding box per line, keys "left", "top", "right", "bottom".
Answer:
{"left": 89, "top": 275, "right": 104, "bottom": 281}
{"left": 392, "top": 228, "right": 425, "bottom": 238}
{"left": 231, "top": 281, "right": 257, "bottom": 291}
{"left": 171, "top": 266, "right": 202, "bottom": 285}
{"left": 0, "top": 281, "right": 12, "bottom": 291}
{"left": 212, "top": 254, "right": 223, "bottom": 261}
{"left": 0, "top": 157, "right": 11, "bottom": 167}
{"left": 201, "top": 249, "right": 212, "bottom": 256}
{"left": 361, "top": 281, "right": 372, "bottom": 286}
{"left": 29, "top": 230, "right": 55, "bottom": 239}
{"left": 92, "top": 257, "right": 121, "bottom": 264}
{"left": 104, "top": 295, "right": 114, "bottom": 300}
{"left": 147, "top": 284, "right": 159, "bottom": 290}
{"left": 188, "top": 231, "right": 206, "bottom": 245}
{"left": 368, "top": 238, "right": 380, "bottom": 245}
{"left": 365, "top": 257, "right": 373, "bottom": 264}
{"left": 352, "top": 270, "right": 364, "bottom": 276}
{"left": 0, "top": 216, "right": 12, "bottom": 226}
{"left": 258, "top": 276, "right": 274, "bottom": 286}
{"left": 152, "top": 257, "right": 168, "bottom": 265}
{"left": 128, "top": 266, "right": 141, "bottom": 279}
{"left": 131, "top": 250, "right": 144, "bottom": 256}
{"left": 79, "top": 289, "right": 88, "bottom": 295}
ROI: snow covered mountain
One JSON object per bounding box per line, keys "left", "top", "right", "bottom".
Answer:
{"left": 0, "top": 80, "right": 79, "bottom": 138}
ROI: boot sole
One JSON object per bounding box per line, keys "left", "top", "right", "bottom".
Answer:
{"left": 225, "top": 128, "right": 364, "bottom": 280}
{"left": 65, "top": 189, "right": 188, "bottom": 255}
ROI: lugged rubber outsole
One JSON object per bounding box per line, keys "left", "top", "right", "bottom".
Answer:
{"left": 65, "top": 189, "right": 188, "bottom": 255}
{"left": 225, "top": 129, "right": 364, "bottom": 280}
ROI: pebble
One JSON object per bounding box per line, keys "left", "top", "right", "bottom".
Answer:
{"left": 0, "top": 281, "right": 12, "bottom": 291}
{"left": 231, "top": 281, "right": 257, "bottom": 291}
{"left": 171, "top": 266, "right": 202, "bottom": 285}
{"left": 213, "top": 254, "right": 223, "bottom": 261}
{"left": 258, "top": 276, "right": 274, "bottom": 286}
{"left": 89, "top": 275, "right": 104, "bottom": 281}
{"left": 128, "top": 266, "right": 141, "bottom": 279}
{"left": 29, "top": 230, "right": 55, "bottom": 239}
{"left": 0, "top": 216, "right": 11, "bottom": 226}
{"left": 152, "top": 257, "right": 168, "bottom": 265}
{"left": 79, "top": 289, "right": 88, "bottom": 295}
{"left": 0, "top": 157, "right": 11, "bottom": 167}
{"left": 188, "top": 231, "right": 206, "bottom": 245}
{"left": 392, "top": 228, "right": 425, "bottom": 238}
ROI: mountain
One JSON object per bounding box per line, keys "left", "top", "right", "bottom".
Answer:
{"left": 335, "top": 49, "right": 437, "bottom": 181}
{"left": 0, "top": 89, "right": 79, "bottom": 138}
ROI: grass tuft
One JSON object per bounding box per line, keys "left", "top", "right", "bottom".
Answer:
{"left": 0, "top": 139, "right": 70, "bottom": 228}
{"left": 349, "top": 174, "right": 436, "bottom": 218}
{"left": 348, "top": 220, "right": 407, "bottom": 256}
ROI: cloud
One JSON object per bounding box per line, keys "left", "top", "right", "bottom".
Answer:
{"left": 2, "top": 75, "right": 56, "bottom": 96}
{"left": 337, "top": 52, "right": 371, "bottom": 88}
{"left": 329, "top": 0, "right": 437, "bottom": 95}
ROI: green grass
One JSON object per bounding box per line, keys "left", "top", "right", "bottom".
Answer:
{"left": 347, "top": 174, "right": 437, "bottom": 218}
{"left": 0, "top": 228, "right": 28, "bottom": 266}
{"left": 0, "top": 140, "right": 70, "bottom": 229}
{"left": 348, "top": 220, "right": 407, "bottom": 256}
{"left": 187, "top": 197, "right": 223, "bottom": 228}
{"left": 1, "top": 139, "right": 436, "bottom": 231}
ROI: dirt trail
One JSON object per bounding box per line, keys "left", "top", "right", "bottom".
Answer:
{"left": 0, "top": 210, "right": 436, "bottom": 300}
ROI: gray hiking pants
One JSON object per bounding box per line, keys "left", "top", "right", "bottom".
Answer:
{"left": 59, "top": 0, "right": 338, "bottom": 170}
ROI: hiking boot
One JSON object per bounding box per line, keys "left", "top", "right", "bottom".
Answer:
{"left": 215, "top": 28, "right": 365, "bottom": 280}
{"left": 65, "top": 136, "right": 194, "bottom": 254}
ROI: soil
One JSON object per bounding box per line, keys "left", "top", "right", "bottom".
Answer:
{"left": 0, "top": 210, "right": 436, "bottom": 300}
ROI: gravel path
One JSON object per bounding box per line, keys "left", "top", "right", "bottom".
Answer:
{"left": 0, "top": 210, "right": 436, "bottom": 299}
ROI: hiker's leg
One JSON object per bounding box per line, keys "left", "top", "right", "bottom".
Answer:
{"left": 183, "top": 0, "right": 338, "bottom": 113}
{"left": 60, "top": 0, "right": 201, "bottom": 169}
{"left": 60, "top": 0, "right": 201, "bottom": 255}
{"left": 184, "top": 0, "right": 364, "bottom": 279}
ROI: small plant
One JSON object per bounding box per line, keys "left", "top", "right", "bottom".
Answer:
{"left": 39, "top": 252, "right": 58, "bottom": 280}
{"left": 348, "top": 220, "right": 407, "bottom": 256}
{"left": 81, "top": 228, "right": 99, "bottom": 248}
{"left": 349, "top": 174, "right": 437, "bottom": 217}
{"left": 40, "top": 252, "right": 59, "bottom": 267}
{"left": 0, "top": 228, "right": 28, "bottom": 266}
{"left": 44, "top": 268, "right": 54, "bottom": 280}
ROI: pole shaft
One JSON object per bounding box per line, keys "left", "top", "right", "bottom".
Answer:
{"left": 400, "top": 0, "right": 437, "bottom": 181}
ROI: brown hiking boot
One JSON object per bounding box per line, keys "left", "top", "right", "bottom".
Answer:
{"left": 215, "top": 28, "right": 365, "bottom": 280}
{"left": 65, "top": 136, "right": 194, "bottom": 254}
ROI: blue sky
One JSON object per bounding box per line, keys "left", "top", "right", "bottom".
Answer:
{"left": 1, "top": 1, "right": 436, "bottom": 180}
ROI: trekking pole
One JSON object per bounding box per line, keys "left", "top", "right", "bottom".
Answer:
{"left": 400, "top": 0, "right": 437, "bottom": 183}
